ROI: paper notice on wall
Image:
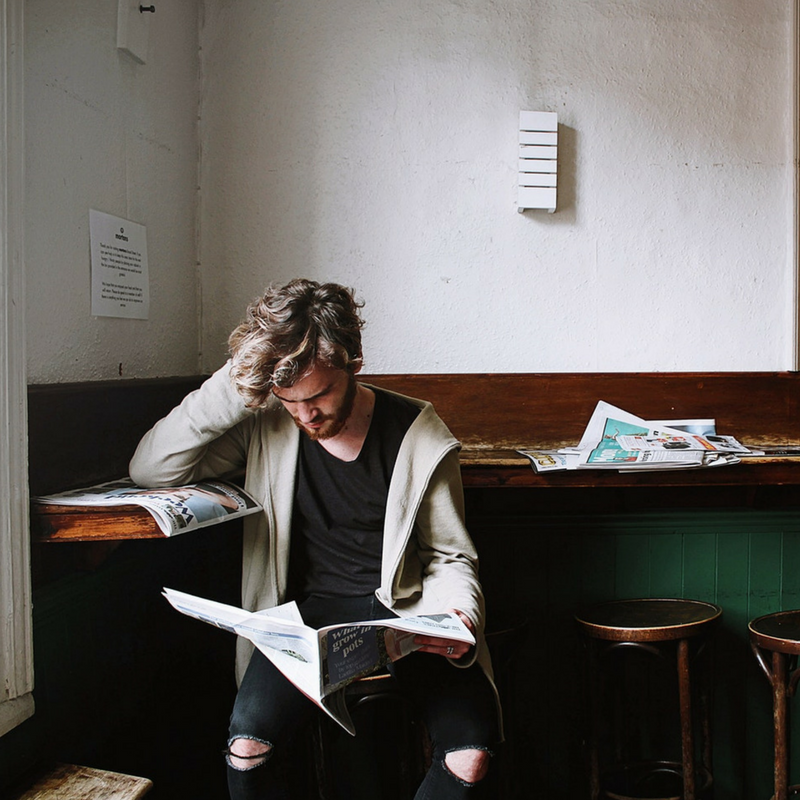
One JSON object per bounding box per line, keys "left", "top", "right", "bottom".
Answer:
{"left": 90, "top": 209, "right": 149, "bottom": 319}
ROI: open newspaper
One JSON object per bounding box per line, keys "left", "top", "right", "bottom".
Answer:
{"left": 520, "top": 401, "right": 751, "bottom": 474}
{"left": 34, "top": 478, "right": 262, "bottom": 536}
{"left": 162, "top": 587, "right": 475, "bottom": 735}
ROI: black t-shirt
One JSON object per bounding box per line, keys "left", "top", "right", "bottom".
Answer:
{"left": 289, "top": 388, "right": 420, "bottom": 599}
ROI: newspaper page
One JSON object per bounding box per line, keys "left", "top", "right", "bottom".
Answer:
{"left": 518, "top": 450, "right": 578, "bottom": 473}
{"left": 162, "top": 588, "right": 475, "bottom": 734}
{"left": 573, "top": 403, "right": 749, "bottom": 468}
{"left": 649, "top": 419, "right": 717, "bottom": 437}
{"left": 579, "top": 445, "right": 705, "bottom": 469}
{"left": 573, "top": 402, "right": 692, "bottom": 453}
{"left": 320, "top": 613, "right": 472, "bottom": 695}
{"left": 614, "top": 433, "right": 749, "bottom": 454}
{"left": 35, "top": 478, "right": 262, "bottom": 536}
{"left": 518, "top": 402, "right": 750, "bottom": 473}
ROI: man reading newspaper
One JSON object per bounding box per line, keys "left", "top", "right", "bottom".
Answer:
{"left": 130, "top": 279, "right": 499, "bottom": 799}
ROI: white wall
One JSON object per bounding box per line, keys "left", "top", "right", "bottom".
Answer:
{"left": 25, "top": 0, "right": 200, "bottom": 383}
{"left": 199, "top": 0, "right": 795, "bottom": 374}
{"left": 22, "top": 1, "right": 796, "bottom": 383}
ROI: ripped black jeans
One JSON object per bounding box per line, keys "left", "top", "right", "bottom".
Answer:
{"left": 227, "top": 594, "right": 498, "bottom": 800}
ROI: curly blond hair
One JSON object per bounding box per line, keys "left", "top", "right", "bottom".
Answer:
{"left": 228, "top": 279, "right": 364, "bottom": 408}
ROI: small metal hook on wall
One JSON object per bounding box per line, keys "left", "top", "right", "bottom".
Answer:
{"left": 139, "top": 5, "right": 155, "bottom": 12}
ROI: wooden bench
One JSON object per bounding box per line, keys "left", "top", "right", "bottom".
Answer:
{"left": 8, "top": 763, "right": 152, "bottom": 800}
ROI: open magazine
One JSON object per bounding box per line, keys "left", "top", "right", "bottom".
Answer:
{"left": 520, "top": 401, "right": 752, "bottom": 474}
{"left": 162, "top": 587, "right": 475, "bottom": 735}
{"left": 34, "top": 478, "right": 262, "bottom": 536}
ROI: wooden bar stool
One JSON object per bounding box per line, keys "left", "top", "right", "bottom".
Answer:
{"left": 311, "top": 671, "right": 427, "bottom": 800}
{"left": 575, "top": 598, "right": 722, "bottom": 800}
{"left": 748, "top": 609, "right": 800, "bottom": 800}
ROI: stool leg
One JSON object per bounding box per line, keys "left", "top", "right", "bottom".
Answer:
{"left": 312, "top": 718, "right": 333, "bottom": 800}
{"left": 677, "top": 638, "right": 696, "bottom": 800}
{"left": 773, "top": 651, "right": 789, "bottom": 800}
{"left": 698, "top": 641, "right": 713, "bottom": 782}
{"left": 587, "top": 639, "right": 601, "bottom": 800}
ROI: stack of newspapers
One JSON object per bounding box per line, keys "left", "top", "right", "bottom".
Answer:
{"left": 519, "top": 401, "right": 753, "bottom": 473}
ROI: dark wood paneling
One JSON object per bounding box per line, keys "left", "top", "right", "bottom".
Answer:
{"left": 362, "top": 372, "right": 800, "bottom": 450}
{"left": 31, "top": 371, "right": 800, "bottom": 489}
{"left": 27, "top": 376, "right": 204, "bottom": 496}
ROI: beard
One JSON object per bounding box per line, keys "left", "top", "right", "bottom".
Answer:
{"left": 294, "top": 374, "right": 357, "bottom": 441}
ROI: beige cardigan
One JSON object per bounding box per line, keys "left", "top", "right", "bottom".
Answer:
{"left": 129, "top": 362, "right": 497, "bottom": 712}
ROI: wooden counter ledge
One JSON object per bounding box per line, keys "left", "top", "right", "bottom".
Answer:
{"left": 31, "top": 449, "right": 800, "bottom": 542}
{"left": 28, "top": 371, "right": 800, "bottom": 542}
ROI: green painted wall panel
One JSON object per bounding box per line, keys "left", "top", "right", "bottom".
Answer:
{"left": 781, "top": 532, "right": 800, "bottom": 608}
{"left": 714, "top": 530, "right": 754, "bottom": 797}
{"left": 716, "top": 532, "right": 750, "bottom": 629}
{"left": 682, "top": 532, "right": 718, "bottom": 601}
{"left": 748, "top": 531, "right": 783, "bottom": 621}
{"left": 578, "top": 532, "right": 616, "bottom": 604}
{"left": 615, "top": 534, "right": 652, "bottom": 598}
{"left": 9, "top": 507, "right": 800, "bottom": 799}
{"left": 645, "top": 531, "right": 678, "bottom": 597}
{"left": 469, "top": 507, "right": 800, "bottom": 799}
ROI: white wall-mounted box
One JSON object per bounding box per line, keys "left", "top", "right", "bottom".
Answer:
{"left": 518, "top": 111, "right": 557, "bottom": 213}
{"left": 117, "top": 0, "right": 151, "bottom": 64}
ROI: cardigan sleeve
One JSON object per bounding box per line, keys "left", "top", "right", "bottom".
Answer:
{"left": 413, "top": 448, "right": 484, "bottom": 638}
{"left": 129, "top": 360, "right": 256, "bottom": 488}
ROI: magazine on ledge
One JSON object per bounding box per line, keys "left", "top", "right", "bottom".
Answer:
{"left": 34, "top": 478, "right": 262, "bottom": 536}
{"left": 519, "top": 401, "right": 751, "bottom": 474}
{"left": 162, "top": 587, "right": 475, "bottom": 735}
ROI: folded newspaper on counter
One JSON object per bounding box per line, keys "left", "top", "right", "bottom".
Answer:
{"left": 34, "top": 478, "right": 262, "bottom": 536}
{"left": 519, "top": 401, "right": 751, "bottom": 474}
{"left": 162, "top": 587, "right": 475, "bottom": 735}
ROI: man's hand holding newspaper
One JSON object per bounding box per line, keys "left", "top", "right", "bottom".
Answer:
{"left": 163, "top": 588, "right": 475, "bottom": 735}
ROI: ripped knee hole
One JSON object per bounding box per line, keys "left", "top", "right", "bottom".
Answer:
{"left": 226, "top": 738, "right": 273, "bottom": 771}
{"left": 443, "top": 747, "right": 491, "bottom": 785}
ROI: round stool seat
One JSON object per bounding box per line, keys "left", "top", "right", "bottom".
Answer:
{"left": 749, "top": 610, "right": 800, "bottom": 655}
{"left": 576, "top": 598, "right": 722, "bottom": 643}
